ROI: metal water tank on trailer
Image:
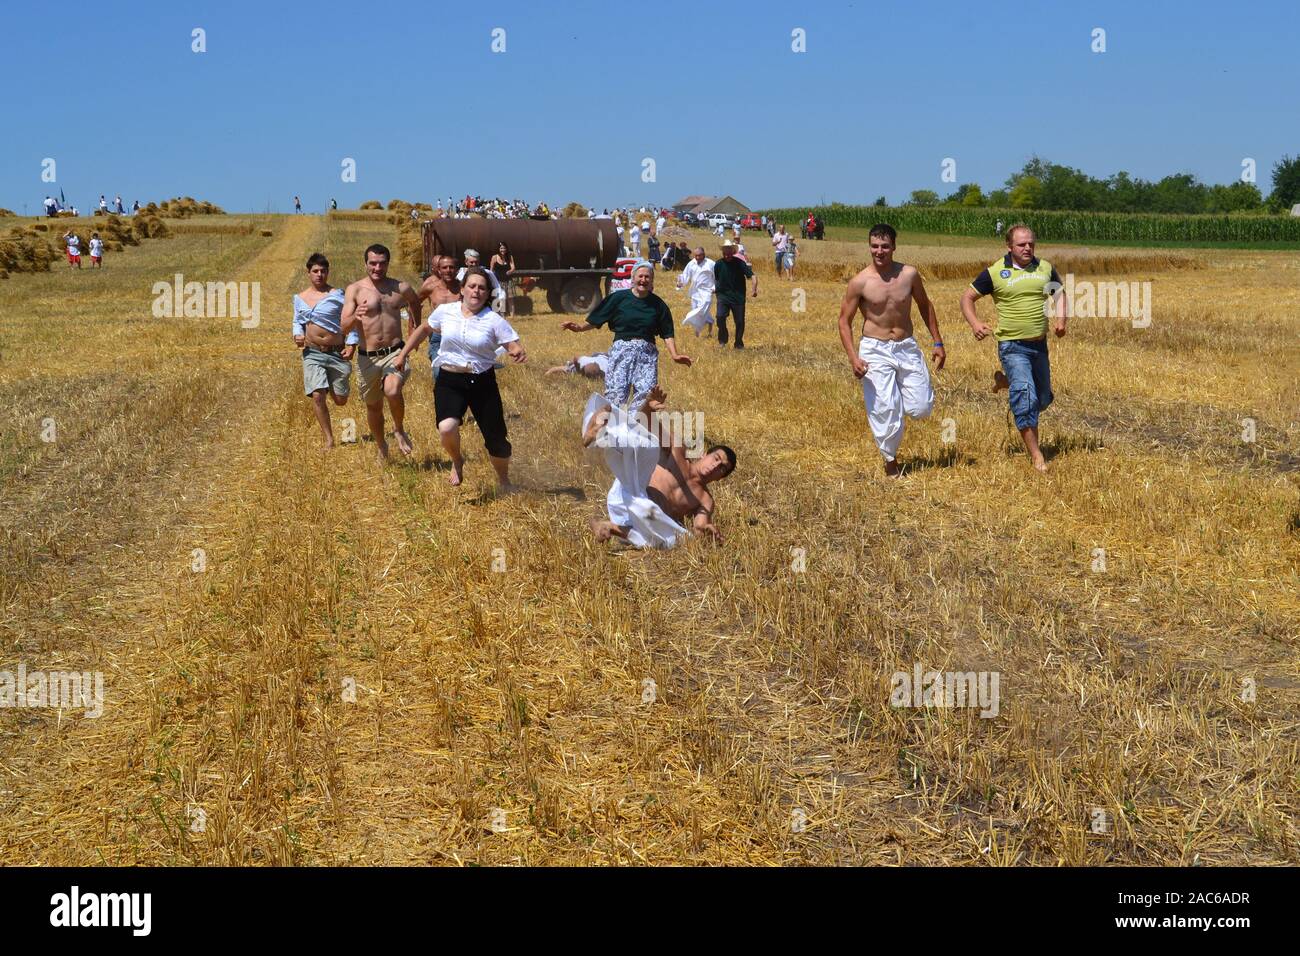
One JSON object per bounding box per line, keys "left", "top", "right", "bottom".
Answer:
{"left": 422, "top": 218, "right": 620, "bottom": 313}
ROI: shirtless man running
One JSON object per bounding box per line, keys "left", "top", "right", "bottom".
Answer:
{"left": 341, "top": 243, "right": 422, "bottom": 461}
{"left": 583, "top": 386, "right": 734, "bottom": 547}
{"left": 836, "top": 223, "right": 946, "bottom": 477}
{"left": 417, "top": 254, "right": 461, "bottom": 382}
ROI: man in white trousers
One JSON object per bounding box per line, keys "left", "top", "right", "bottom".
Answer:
{"left": 676, "top": 246, "right": 715, "bottom": 338}
{"left": 836, "top": 223, "right": 946, "bottom": 477}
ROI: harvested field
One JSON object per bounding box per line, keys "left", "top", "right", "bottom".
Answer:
{"left": 0, "top": 215, "right": 1295, "bottom": 866}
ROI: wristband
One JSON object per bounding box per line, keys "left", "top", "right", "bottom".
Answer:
{"left": 933, "top": 341, "right": 944, "bottom": 348}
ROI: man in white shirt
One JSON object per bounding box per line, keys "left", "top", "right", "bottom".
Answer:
{"left": 98, "top": 195, "right": 108, "bottom": 212}
{"left": 456, "top": 249, "right": 504, "bottom": 310}
{"left": 676, "top": 247, "right": 715, "bottom": 337}
{"left": 89, "top": 232, "right": 104, "bottom": 268}
{"left": 772, "top": 225, "right": 789, "bottom": 272}
{"left": 43, "top": 196, "right": 57, "bottom": 218}
{"left": 628, "top": 221, "right": 642, "bottom": 258}
{"left": 655, "top": 213, "right": 666, "bottom": 235}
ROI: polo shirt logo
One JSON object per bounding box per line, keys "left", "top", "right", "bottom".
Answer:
{"left": 1000, "top": 269, "right": 1011, "bottom": 278}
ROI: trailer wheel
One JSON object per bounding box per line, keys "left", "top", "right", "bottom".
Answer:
{"left": 546, "top": 287, "right": 563, "bottom": 313}
{"left": 561, "top": 277, "right": 601, "bottom": 314}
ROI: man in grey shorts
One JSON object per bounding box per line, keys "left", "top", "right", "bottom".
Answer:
{"left": 294, "top": 252, "right": 358, "bottom": 449}
{"left": 341, "top": 243, "right": 423, "bottom": 461}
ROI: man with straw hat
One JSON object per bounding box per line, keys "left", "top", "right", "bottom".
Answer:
{"left": 713, "top": 238, "right": 757, "bottom": 349}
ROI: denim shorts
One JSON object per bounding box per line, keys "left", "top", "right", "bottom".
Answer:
{"left": 997, "top": 338, "right": 1053, "bottom": 430}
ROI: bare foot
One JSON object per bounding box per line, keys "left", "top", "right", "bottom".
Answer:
{"left": 321, "top": 439, "right": 334, "bottom": 451}
{"left": 375, "top": 440, "right": 390, "bottom": 463}
{"left": 883, "top": 459, "right": 902, "bottom": 478}
{"left": 1031, "top": 454, "right": 1048, "bottom": 473}
{"left": 496, "top": 481, "right": 519, "bottom": 496}
{"left": 992, "top": 370, "right": 1009, "bottom": 392}
{"left": 588, "top": 518, "right": 615, "bottom": 542}
{"left": 394, "top": 430, "right": 414, "bottom": 456}
{"left": 448, "top": 459, "right": 464, "bottom": 486}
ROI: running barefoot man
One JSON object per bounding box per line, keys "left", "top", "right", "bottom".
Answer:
{"left": 417, "top": 254, "right": 461, "bottom": 382}
{"left": 837, "top": 223, "right": 945, "bottom": 477}
{"left": 583, "top": 386, "right": 735, "bottom": 547}
{"left": 959, "top": 224, "right": 1067, "bottom": 473}
{"left": 341, "top": 243, "right": 422, "bottom": 461}
{"left": 293, "top": 252, "right": 357, "bottom": 449}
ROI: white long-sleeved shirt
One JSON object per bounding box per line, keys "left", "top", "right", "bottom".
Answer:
{"left": 677, "top": 257, "right": 715, "bottom": 296}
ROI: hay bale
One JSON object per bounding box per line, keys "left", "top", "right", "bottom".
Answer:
{"left": 132, "top": 216, "right": 169, "bottom": 239}
{"left": 359, "top": 200, "right": 382, "bottom": 210}
{"left": 0, "top": 207, "right": 16, "bottom": 218}
{"left": 260, "top": 229, "right": 273, "bottom": 237}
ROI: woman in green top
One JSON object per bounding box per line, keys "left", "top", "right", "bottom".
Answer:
{"left": 562, "top": 261, "right": 691, "bottom": 410}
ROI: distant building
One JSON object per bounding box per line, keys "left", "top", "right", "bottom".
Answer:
{"left": 671, "top": 195, "right": 751, "bottom": 218}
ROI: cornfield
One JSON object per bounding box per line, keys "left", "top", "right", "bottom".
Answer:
{"left": 759, "top": 205, "right": 1300, "bottom": 243}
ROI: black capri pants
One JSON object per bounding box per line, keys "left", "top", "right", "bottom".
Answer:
{"left": 434, "top": 368, "right": 512, "bottom": 458}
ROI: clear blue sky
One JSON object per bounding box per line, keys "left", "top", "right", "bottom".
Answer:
{"left": 1, "top": 0, "right": 1296, "bottom": 214}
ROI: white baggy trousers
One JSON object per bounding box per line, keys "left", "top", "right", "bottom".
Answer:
{"left": 583, "top": 393, "right": 689, "bottom": 549}
{"left": 682, "top": 290, "right": 714, "bottom": 334}
{"left": 859, "top": 336, "right": 934, "bottom": 461}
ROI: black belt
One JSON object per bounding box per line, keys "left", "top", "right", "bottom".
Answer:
{"left": 361, "top": 340, "right": 404, "bottom": 358}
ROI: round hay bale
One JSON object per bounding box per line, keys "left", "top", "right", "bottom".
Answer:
{"left": 260, "top": 229, "right": 273, "bottom": 237}
{"left": 359, "top": 200, "right": 382, "bottom": 210}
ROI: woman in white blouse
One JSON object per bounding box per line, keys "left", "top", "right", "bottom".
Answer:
{"left": 395, "top": 269, "right": 526, "bottom": 488}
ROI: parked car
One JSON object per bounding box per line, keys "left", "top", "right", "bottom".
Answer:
{"left": 738, "top": 214, "right": 762, "bottom": 230}
{"left": 704, "top": 213, "right": 734, "bottom": 229}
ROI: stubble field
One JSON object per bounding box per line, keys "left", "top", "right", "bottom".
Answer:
{"left": 0, "top": 212, "right": 1295, "bottom": 865}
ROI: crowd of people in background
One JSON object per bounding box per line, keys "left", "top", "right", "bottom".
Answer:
{"left": 43, "top": 193, "right": 140, "bottom": 218}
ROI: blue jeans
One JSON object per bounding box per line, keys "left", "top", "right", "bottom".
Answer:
{"left": 998, "top": 338, "right": 1052, "bottom": 430}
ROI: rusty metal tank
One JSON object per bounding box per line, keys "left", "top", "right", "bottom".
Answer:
{"left": 423, "top": 218, "right": 619, "bottom": 273}
{"left": 421, "top": 218, "right": 620, "bottom": 313}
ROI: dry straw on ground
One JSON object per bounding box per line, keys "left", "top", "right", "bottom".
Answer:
{"left": 0, "top": 214, "right": 1295, "bottom": 865}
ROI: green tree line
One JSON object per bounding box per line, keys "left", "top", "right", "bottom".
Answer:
{"left": 901, "top": 155, "right": 1300, "bottom": 214}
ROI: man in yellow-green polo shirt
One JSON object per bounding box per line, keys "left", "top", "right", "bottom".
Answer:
{"left": 960, "top": 224, "right": 1068, "bottom": 472}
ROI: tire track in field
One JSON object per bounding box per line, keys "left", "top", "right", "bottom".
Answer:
{"left": 0, "top": 215, "right": 322, "bottom": 861}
